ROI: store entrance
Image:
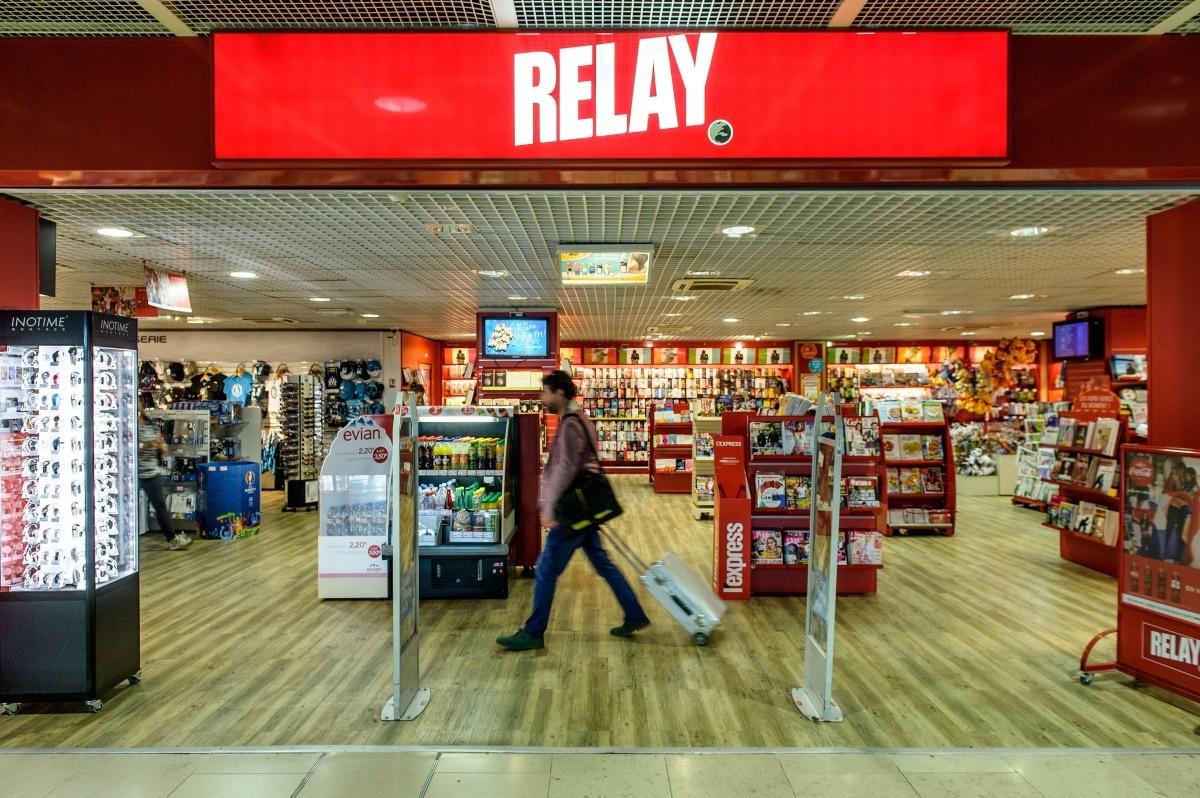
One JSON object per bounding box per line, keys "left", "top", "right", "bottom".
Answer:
{"left": 2, "top": 187, "right": 1198, "bottom": 749}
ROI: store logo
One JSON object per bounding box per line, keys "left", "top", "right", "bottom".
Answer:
{"left": 10, "top": 315, "right": 67, "bottom": 330}
{"left": 514, "top": 32, "right": 717, "bottom": 146}
{"left": 344, "top": 427, "right": 381, "bottom": 442}
{"left": 1147, "top": 627, "right": 1200, "bottom": 674}
{"left": 100, "top": 318, "right": 130, "bottom": 335}
{"left": 1128, "top": 455, "right": 1155, "bottom": 489}
{"left": 139, "top": 335, "right": 166, "bottom": 344}
{"left": 725, "top": 522, "right": 745, "bottom": 588}
{"left": 714, "top": 440, "right": 740, "bottom": 448}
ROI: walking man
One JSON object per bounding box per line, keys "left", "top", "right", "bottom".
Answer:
{"left": 139, "top": 394, "right": 192, "bottom": 550}
{"left": 497, "top": 371, "right": 649, "bottom": 650}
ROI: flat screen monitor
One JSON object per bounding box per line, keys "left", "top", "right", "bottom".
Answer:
{"left": 1110, "top": 354, "right": 1148, "bottom": 381}
{"left": 481, "top": 316, "right": 550, "bottom": 359}
{"left": 1053, "top": 318, "right": 1102, "bottom": 360}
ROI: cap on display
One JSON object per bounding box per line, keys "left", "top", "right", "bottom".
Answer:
{"left": 366, "top": 359, "right": 382, "bottom": 377}
{"left": 339, "top": 360, "right": 357, "bottom": 379}
{"left": 364, "top": 381, "right": 383, "bottom": 400}
{"left": 339, "top": 381, "right": 357, "bottom": 401}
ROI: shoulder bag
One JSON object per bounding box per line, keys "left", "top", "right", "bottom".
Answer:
{"left": 553, "top": 413, "right": 624, "bottom": 533}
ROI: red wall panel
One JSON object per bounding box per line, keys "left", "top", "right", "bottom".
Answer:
{"left": 401, "top": 331, "right": 441, "bottom": 404}
{"left": 1147, "top": 202, "right": 1200, "bottom": 449}
{"left": 0, "top": 200, "right": 40, "bottom": 310}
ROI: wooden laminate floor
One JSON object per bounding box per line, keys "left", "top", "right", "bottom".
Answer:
{"left": 1, "top": 477, "right": 1198, "bottom": 749}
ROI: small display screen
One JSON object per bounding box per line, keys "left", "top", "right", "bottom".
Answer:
{"left": 482, "top": 317, "right": 549, "bottom": 358}
{"left": 1053, "top": 320, "right": 1094, "bottom": 360}
{"left": 1110, "top": 354, "right": 1148, "bottom": 381}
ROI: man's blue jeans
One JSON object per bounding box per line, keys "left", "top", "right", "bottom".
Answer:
{"left": 523, "top": 526, "right": 648, "bottom": 638}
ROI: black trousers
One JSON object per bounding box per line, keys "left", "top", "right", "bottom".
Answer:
{"left": 140, "top": 474, "right": 177, "bottom": 542}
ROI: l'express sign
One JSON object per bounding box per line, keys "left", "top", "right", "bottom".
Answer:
{"left": 213, "top": 31, "right": 1008, "bottom": 161}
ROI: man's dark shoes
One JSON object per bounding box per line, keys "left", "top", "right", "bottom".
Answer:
{"left": 496, "top": 629, "right": 544, "bottom": 651}
{"left": 610, "top": 618, "right": 651, "bottom": 638}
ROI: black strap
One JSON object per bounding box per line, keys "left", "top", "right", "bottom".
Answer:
{"left": 561, "top": 411, "right": 602, "bottom": 466}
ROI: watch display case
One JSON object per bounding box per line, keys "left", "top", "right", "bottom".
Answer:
{"left": 0, "top": 311, "right": 141, "bottom": 713}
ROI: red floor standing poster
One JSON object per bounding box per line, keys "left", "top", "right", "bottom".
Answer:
{"left": 1118, "top": 445, "right": 1200, "bottom": 702}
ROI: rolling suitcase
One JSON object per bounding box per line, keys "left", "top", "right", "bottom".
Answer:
{"left": 602, "top": 529, "right": 727, "bottom": 646}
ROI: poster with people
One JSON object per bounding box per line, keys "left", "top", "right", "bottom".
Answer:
{"left": 1122, "top": 449, "right": 1200, "bottom": 620}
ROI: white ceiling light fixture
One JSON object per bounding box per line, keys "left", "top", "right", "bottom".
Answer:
{"left": 775, "top": 323, "right": 792, "bottom": 327}
{"left": 850, "top": 316, "right": 871, "bottom": 323}
{"left": 361, "top": 313, "right": 380, "bottom": 319}
{"left": 96, "top": 227, "right": 135, "bottom": 238}
{"left": 1030, "top": 331, "right": 1046, "bottom": 337}
{"left": 1010, "top": 225, "right": 1052, "bottom": 238}
{"left": 229, "top": 271, "right": 258, "bottom": 279}
{"left": 1115, "top": 267, "right": 1145, "bottom": 275}
{"left": 663, "top": 313, "right": 683, "bottom": 317}
{"left": 670, "top": 295, "right": 696, "bottom": 302}
{"left": 723, "top": 318, "right": 739, "bottom": 323}
{"left": 1009, "top": 293, "right": 1036, "bottom": 300}
{"left": 857, "top": 331, "right": 873, "bottom": 335}
{"left": 893, "top": 322, "right": 914, "bottom": 327}
{"left": 721, "top": 224, "right": 756, "bottom": 238}
{"left": 896, "top": 270, "right": 930, "bottom": 277}
{"left": 686, "top": 270, "right": 722, "bottom": 277}
{"left": 309, "top": 297, "right": 331, "bottom": 303}
{"left": 475, "top": 269, "right": 508, "bottom": 278}
{"left": 960, "top": 331, "right": 978, "bottom": 336}
{"left": 940, "top": 310, "right": 969, "bottom": 316}
{"left": 802, "top": 310, "right": 826, "bottom": 316}
{"left": 186, "top": 318, "right": 207, "bottom": 325}
{"left": 506, "top": 295, "right": 527, "bottom": 301}
{"left": 842, "top": 294, "right": 865, "bottom": 300}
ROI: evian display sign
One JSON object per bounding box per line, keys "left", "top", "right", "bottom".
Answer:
{"left": 214, "top": 31, "right": 1008, "bottom": 161}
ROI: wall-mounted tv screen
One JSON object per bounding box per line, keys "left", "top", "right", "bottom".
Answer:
{"left": 481, "top": 316, "right": 550, "bottom": 359}
{"left": 1110, "top": 353, "right": 1148, "bottom": 381}
{"left": 1053, "top": 318, "right": 1103, "bottom": 360}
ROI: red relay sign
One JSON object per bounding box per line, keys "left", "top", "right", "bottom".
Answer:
{"left": 213, "top": 30, "right": 1008, "bottom": 161}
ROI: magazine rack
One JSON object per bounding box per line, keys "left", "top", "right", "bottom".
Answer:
{"left": 880, "top": 418, "right": 956, "bottom": 536}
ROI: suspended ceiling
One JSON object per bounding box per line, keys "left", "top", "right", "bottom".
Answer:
{"left": 12, "top": 188, "right": 1193, "bottom": 342}
{"left": 1, "top": 0, "right": 1198, "bottom": 36}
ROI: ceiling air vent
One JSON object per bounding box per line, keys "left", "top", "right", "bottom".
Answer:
{"left": 424, "top": 223, "right": 477, "bottom": 236}
{"left": 670, "top": 277, "right": 755, "bottom": 292}
{"left": 940, "top": 325, "right": 991, "bottom": 334}
{"left": 646, "top": 325, "right": 694, "bottom": 335}
{"left": 242, "top": 317, "right": 298, "bottom": 324}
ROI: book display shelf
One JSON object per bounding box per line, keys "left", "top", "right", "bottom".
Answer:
{"left": 441, "top": 347, "right": 475, "bottom": 407}
{"left": 1041, "top": 408, "right": 1126, "bottom": 577}
{"left": 690, "top": 416, "right": 721, "bottom": 520}
{"left": 744, "top": 414, "right": 885, "bottom": 595}
{"left": 1013, "top": 415, "right": 1056, "bottom": 511}
{"left": 879, "top": 407, "right": 956, "bottom": 536}
{"left": 649, "top": 402, "right": 692, "bottom": 494}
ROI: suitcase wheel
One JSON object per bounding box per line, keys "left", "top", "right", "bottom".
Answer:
{"left": 692, "top": 632, "right": 710, "bottom": 647}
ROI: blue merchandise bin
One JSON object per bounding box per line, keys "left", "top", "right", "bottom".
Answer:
{"left": 202, "top": 461, "right": 262, "bottom": 539}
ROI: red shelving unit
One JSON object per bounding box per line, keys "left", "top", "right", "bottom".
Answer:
{"left": 649, "top": 402, "right": 692, "bottom": 494}
{"left": 880, "top": 418, "right": 956, "bottom": 536}
{"left": 1041, "top": 407, "right": 1126, "bottom": 577}
{"left": 741, "top": 414, "right": 886, "bottom": 596}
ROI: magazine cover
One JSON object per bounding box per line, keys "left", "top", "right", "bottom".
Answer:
{"left": 783, "top": 531, "right": 809, "bottom": 565}
{"left": 755, "top": 473, "right": 787, "bottom": 509}
{"left": 922, "top": 435, "right": 945, "bottom": 461}
{"left": 900, "top": 398, "right": 924, "bottom": 422}
{"left": 921, "top": 467, "right": 945, "bottom": 494}
{"left": 875, "top": 400, "right": 903, "bottom": 423}
{"left": 846, "top": 476, "right": 880, "bottom": 507}
{"left": 882, "top": 434, "right": 901, "bottom": 461}
{"left": 844, "top": 416, "right": 881, "bottom": 457}
{"left": 848, "top": 530, "right": 884, "bottom": 565}
{"left": 781, "top": 420, "right": 810, "bottom": 456}
{"left": 750, "top": 421, "right": 784, "bottom": 457}
{"left": 886, "top": 467, "right": 901, "bottom": 494}
{"left": 921, "top": 400, "right": 946, "bottom": 422}
{"left": 785, "top": 475, "right": 812, "bottom": 510}
{"left": 752, "top": 529, "right": 784, "bottom": 564}
{"left": 899, "top": 435, "right": 924, "bottom": 460}
{"left": 900, "top": 468, "right": 924, "bottom": 494}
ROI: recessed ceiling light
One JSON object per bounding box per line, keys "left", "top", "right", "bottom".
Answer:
{"left": 842, "top": 294, "right": 865, "bottom": 300}
{"left": 896, "top": 270, "right": 930, "bottom": 278}
{"left": 506, "top": 295, "right": 527, "bottom": 301}
{"left": 775, "top": 323, "right": 792, "bottom": 327}
{"left": 1010, "top": 226, "right": 1051, "bottom": 238}
{"left": 229, "top": 271, "right": 257, "bottom": 279}
{"left": 960, "top": 331, "right": 977, "bottom": 336}
{"left": 475, "top": 269, "right": 508, "bottom": 278}
{"left": 185, "top": 318, "right": 207, "bottom": 325}
{"left": 671, "top": 295, "right": 696, "bottom": 302}
{"left": 850, "top": 316, "right": 871, "bottom": 323}
{"left": 663, "top": 313, "right": 683, "bottom": 317}
{"left": 940, "top": 310, "right": 968, "bottom": 316}
{"left": 309, "top": 297, "right": 331, "bottom": 302}
{"left": 361, "top": 313, "right": 380, "bottom": 318}
{"left": 893, "top": 322, "right": 914, "bottom": 327}
{"left": 1009, "top": 293, "right": 1036, "bottom": 300}
{"left": 857, "top": 331, "right": 872, "bottom": 335}
{"left": 723, "top": 318, "right": 739, "bottom": 323}
{"left": 1115, "top": 267, "right": 1145, "bottom": 275}
{"left": 1030, "top": 331, "right": 1046, "bottom": 337}
{"left": 96, "top": 227, "right": 134, "bottom": 238}
{"left": 686, "top": 270, "right": 722, "bottom": 277}
{"left": 721, "top": 225, "right": 756, "bottom": 238}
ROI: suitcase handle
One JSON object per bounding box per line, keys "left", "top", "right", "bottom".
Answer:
{"left": 598, "top": 525, "right": 651, "bottom": 574}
